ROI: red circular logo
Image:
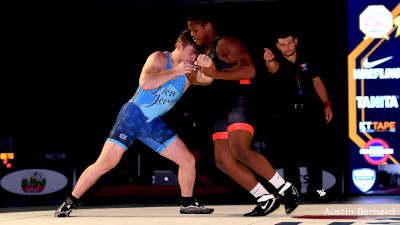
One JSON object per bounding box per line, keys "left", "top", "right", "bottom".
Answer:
{"left": 362, "top": 138, "right": 392, "bottom": 165}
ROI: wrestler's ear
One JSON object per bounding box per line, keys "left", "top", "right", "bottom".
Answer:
{"left": 176, "top": 42, "right": 184, "bottom": 51}
{"left": 205, "top": 22, "right": 213, "bottom": 30}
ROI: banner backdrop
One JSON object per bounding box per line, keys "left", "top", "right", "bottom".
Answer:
{"left": 348, "top": 0, "right": 400, "bottom": 194}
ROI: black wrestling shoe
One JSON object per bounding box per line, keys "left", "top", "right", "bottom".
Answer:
{"left": 243, "top": 194, "right": 280, "bottom": 216}
{"left": 180, "top": 199, "right": 214, "bottom": 214}
{"left": 55, "top": 195, "right": 80, "bottom": 217}
{"left": 278, "top": 182, "right": 300, "bottom": 214}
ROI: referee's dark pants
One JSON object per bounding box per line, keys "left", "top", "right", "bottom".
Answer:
{"left": 268, "top": 104, "right": 326, "bottom": 200}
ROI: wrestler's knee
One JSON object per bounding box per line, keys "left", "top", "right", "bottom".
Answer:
{"left": 214, "top": 156, "right": 227, "bottom": 172}
{"left": 231, "top": 144, "right": 252, "bottom": 163}
{"left": 180, "top": 153, "right": 196, "bottom": 171}
{"left": 95, "top": 159, "right": 119, "bottom": 174}
{"left": 216, "top": 153, "right": 236, "bottom": 174}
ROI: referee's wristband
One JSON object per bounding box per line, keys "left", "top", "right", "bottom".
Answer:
{"left": 323, "top": 101, "right": 332, "bottom": 108}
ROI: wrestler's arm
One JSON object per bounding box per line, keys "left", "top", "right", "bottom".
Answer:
{"left": 139, "top": 51, "right": 193, "bottom": 90}
{"left": 202, "top": 36, "right": 255, "bottom": 80}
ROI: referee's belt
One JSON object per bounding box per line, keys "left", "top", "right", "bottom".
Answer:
{"left": 293, "top": 103, "right": 305, "bottom": 110}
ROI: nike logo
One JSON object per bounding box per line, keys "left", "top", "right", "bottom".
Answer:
{"left": 363, "top": 56, "right": 393, "bottom": 68}
{"left": 261, "top": 199, "right": 275, "bottom": 210}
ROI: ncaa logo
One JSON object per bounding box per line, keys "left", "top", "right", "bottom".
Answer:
{"left": 352, "top": 168, "right": 376, "bottom": 193}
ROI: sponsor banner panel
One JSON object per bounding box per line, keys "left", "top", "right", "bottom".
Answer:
{"left": 348, "top": 0, "right": 400, "bottom": 194}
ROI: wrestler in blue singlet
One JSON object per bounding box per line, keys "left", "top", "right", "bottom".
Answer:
{"left": 107, "top": 52, "right": 187, "bottom": 153}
